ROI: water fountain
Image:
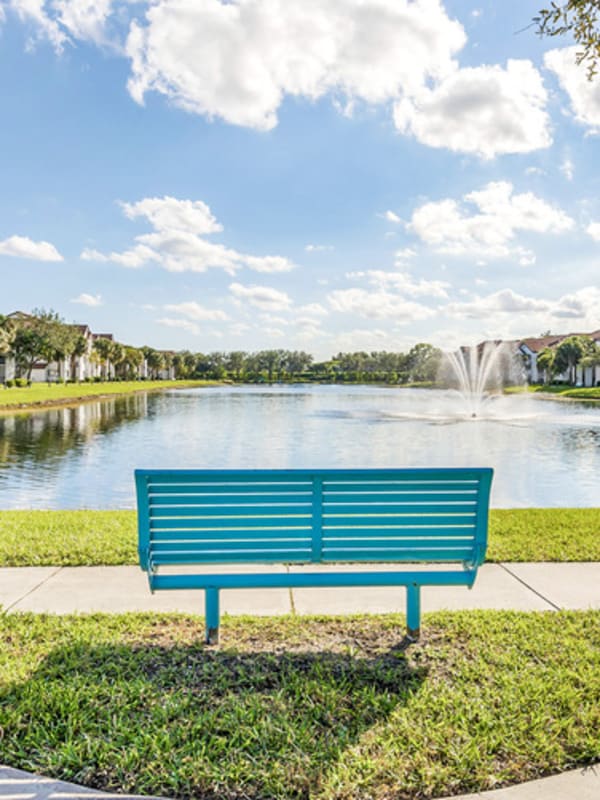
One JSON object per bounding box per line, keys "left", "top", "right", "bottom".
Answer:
{"left": 439, "top": 341, "right": 525, "bottom": 419}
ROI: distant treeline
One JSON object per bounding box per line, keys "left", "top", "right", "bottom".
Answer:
{"left": 185, "top": 344, "right": 441, "bottom": 384}
{"left": 0, "top": 310, "right": 441, "bottom": 385}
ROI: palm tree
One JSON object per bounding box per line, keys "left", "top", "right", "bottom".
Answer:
{"left": 93, "top": 338, "right": 113, "bottom": 380}
{"left": 536, "top": 347, "right": 556, "bottom": 384}
{"left": 0, "top": 316, "right": 15, "bottom": 355}
{"left": 553, "top": 336, "right": 595, "bottom": 384}
{"left": 69, "top": 335, "right": 89, "bottom": 382}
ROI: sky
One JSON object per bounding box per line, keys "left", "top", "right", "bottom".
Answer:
{"left": 0, "top": 0, "right": 599, "bottom": 359}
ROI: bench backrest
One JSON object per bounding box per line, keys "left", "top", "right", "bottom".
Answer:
{"left": 135, "top": 468, "right": 493, "bottom": 570}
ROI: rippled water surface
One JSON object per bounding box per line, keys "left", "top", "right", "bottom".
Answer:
{"left": 0, "top": 385, "right": 598, "bottom": 508}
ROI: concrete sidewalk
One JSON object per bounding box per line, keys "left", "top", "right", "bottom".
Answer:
{"left": 1, "top": 763, "right": 599, "bottom": 800}
{"left": 1, "top": 562, "right": 599, "bottom": 615}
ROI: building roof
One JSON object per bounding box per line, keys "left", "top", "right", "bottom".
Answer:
{"left": 519, "top": 330, "right": 600, "bottom": 353}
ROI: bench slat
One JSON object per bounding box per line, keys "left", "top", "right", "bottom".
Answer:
{"left": 323, "top": 480, "right": 480, "bottom": 491}
{"left": 150, "top": 517, "right": 312, "bottom": 531}
{"left": 151, "top": 540, "right": 312, "bottom": 553}
{"left": 150, "top": 505, "right": 313, "bottom": 518}
{"left": 322, "top": 547, "right": 474, "bottom": 561}
{"left": 151, "top": 551, "right": 312, "bottom": 565}
{"left": 149, "top": 492, "right": 313, "bottom": 506}
{"left": 151, "top": 536, "right": 473, "bottom": 552}
{"left": 150, "top": 527, "right": 313, "bottom": 540}
{"left": 148, "top": 483, "right": 313, "bottom": 495}
{"left": 323, "top": 483, "right": 477, "bottom": 503}
{"left": 323, "top": 503, "right": 476, "bottom": 515}
{"left": 323, "top": 515, "right": 476, "bottom": 527}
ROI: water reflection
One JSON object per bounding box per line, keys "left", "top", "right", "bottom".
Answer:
{"left": 0, "top": 386, "right": 598, "bottom": 509}
{"left": 0, "top": 395, "right": 148, "bottom": 467}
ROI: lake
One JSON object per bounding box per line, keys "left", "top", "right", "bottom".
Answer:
{"left": 0, "top": 384, "right": 598, "bottom": 508}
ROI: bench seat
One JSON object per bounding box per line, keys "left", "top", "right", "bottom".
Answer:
{"left": 135, "top": 467, "right": 493, "bottom": 643}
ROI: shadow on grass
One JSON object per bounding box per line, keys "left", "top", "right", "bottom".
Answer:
{"left": 0, "top": 636, "right": 427, "bottom": 799}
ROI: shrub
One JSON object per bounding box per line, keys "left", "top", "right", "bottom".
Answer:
{"left": 15, "top": 378, "right": 29, "bottom": 388}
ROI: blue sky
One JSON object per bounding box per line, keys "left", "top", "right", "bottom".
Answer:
{"left": 1, "top": 0, "right": 599, "bottom": 358}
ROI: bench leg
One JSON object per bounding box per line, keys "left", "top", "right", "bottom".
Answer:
{"left": 406, "top": 584, "right": 421, "bottom": 641}
{"left": 205, "top": 588, "right": 220, "bottom": 645}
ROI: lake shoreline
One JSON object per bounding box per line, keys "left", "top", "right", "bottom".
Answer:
{"left": 0, "top": 379, "right": 224, "bottom": 415}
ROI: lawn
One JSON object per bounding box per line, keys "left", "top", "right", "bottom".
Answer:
{"left": 0, "top": 611, "right": 597, "bottom": 799}
{"left": 505, "top": 385, "right": 600, "bottom": 400}
{"left": 0, "top": 379, "right": 220, "bottom": 410}
{"left": 0, "top": 507, "right": 598, "bottom": 566}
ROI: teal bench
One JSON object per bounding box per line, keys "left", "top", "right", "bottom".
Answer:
{"left": 135, "top": 467, "right": 493, "bottom": 644}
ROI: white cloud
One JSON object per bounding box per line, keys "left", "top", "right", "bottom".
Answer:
{"left": 297, "top": 302, "right": 328, "bottom": 317}
{"left": 263, "top": 327, "right": 285, "bottom": 339}
{"left": 81, "top": 195, "right": 295, "bottom": 274}
{"left": 164, "top": 301, "right": 229, "bottom": 321}
{"left": 71, "top": 293, "right": 102, "bottom": 306}
{"left": 551, "top": 286, "right": 600, "bottom": 320}
{"left": 241, "top": 254, "right": 295, "bottom": 273}
{"left": 328, "top": 287, "right": 435, "bottom": 322}
{"left": 229, "top": 282, "right": 292, "bottom": 311}
{"left": 11, "top": 0, "right": 68, "bottom": 52}
{"left": 384, "top": 210, "right": 402, "bottom": 224}
{"left": 126, "top": 0, "right": 465, "bottom": 131}
{"left": 0, "top": 234, "right": 63, "bottom": 261}
{"left": 544, "top": 46, "right": 600, "bottom": 130}
{"left": 156, "top": 317, "right": 200, "bottom": 335}
{"left": 305, "top": 244, "right": 334, "bottom": 252}
{"left": 393, "top": 60, "right": 551, "bottom": 158}
{"left": 446, "top": 288, "right": 550, "bottom": 320}
{"left": 54, "top": 0, "right": 114, "bottom": 45}
{"left": 586, "top": 221, "right": 600, "bottom": 241}
{"left": 329, "top": 327, "right": 402, "bottom": 354}
{"left": 560, "top": 156, "right": 574, "bottom": 181}
{"left": 525, "top": 166, "right": 545, "bottom": 176}
{"left": 409, "top": 181, "right": 574, "bottom": 258}
{"left": 346, "top": 270, "right": 450, "bottom": 299}
{"left": 394, "top": 247, "right": 417, "bottom": 264}
{"left": 81, "top": 244, "right": 158, "bottom": 269}
{"left": 121, "top": 196, "right": 222, "bottom": 235}
{"left": 12, "top": 2, "right": 556, "bottom": 160}
{"left": 445, "top": 286, "right": 600, "bottom": 330}
{"left": 518, "top": 251, "right": 536, "bottom": 267}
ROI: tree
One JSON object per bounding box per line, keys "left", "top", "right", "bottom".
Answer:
{"left": 553, "top": 335, "right": 595, "bottom": 383}
{"left": 118, "top": 347, "right": 144, "bottom": 379}
{"left": 45, "top": 320, "right": 78, "bottom": 381}
{"left": 93, "top": 337, "right": 113, "bottom": 380}
{"left": 10, "top": 309, "right": 65, "bottom": 380}
{"left": 0, "top": 315, "right": 15, "bottom": 355}
{"left": 534, "top": 2, "right": 600, "bottom": 78}
{"left": 69, "top": 334, "right": 89, "bottom": 381}
{"left": 536, "top": 347, "right": 556, "bottom": 383}
{"left": 145, "top": 349, "right": 164, "bottom": 379}
{"left": 108, "top": 341, "right": 126, "bottom": 379}
{"left": 406, "top": 343, "right": 442, "bottom": 383}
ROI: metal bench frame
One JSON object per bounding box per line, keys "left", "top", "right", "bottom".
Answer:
{"left": 135, "top": 467, "right": 493, "bottom": 644}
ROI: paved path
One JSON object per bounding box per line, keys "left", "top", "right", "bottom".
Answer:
{"left": 0, "top": 764, "right": 598, "bottom": 800}
{"left": 1, "top": 567, "right": 598, "bottom": 800}
{"left": 1, "top": 562, "right": 599, "bottom": 615}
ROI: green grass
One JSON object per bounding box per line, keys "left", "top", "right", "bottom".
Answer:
{"left": 1, "top": 508, "right": 598, "bottom": 567}
{"left": 505, "top": 385, "right": 600, "bottom": 400}
{"left": 0, "top": 611, "right": 597, "bottom": 799}
{"left": 0, "top": 379, "right": 220, "bottom": 410}
{"left": 488, "top": 508, "right": 600, "bottom": 561}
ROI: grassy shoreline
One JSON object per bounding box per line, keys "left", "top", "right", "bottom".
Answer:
{"left": 0, "top": 610, "right": 598, "bottom": 799}
{"left": 0, "top": 379, "right": 222, "bottom": 412}
{"left": 2, "top": 380, "right": 599, "bottom": 413}
{"left": 0, "top": 507, "right": 598, "bottom": 566}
